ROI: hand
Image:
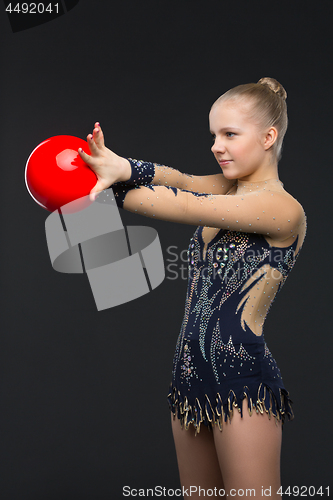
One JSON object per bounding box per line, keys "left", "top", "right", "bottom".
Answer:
{"left": 78, "top": 122, "right": 131, "bottom": 201}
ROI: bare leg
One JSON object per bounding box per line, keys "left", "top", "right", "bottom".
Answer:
{"left": 171, "top": 414, "right": 225, "bottom": 499}
{"left": 213, "top": 400, "right": 282, "bottom": 499}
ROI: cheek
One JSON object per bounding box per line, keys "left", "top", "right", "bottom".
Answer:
{"left": 232, "top": 144, "right": 249, "bottom": 160}
{"left": 240, "top": 141, "right": 261, "bottom": 159}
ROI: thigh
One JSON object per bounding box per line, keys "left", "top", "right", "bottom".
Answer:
{"left": 213, "top": 401, "right": 282, "bottom": 499}
{"left": 171, "top": 415, "right": 225, "bottom": 498}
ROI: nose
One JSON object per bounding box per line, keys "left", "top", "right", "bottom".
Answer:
{"left": 211, "top": 137, "right": 226, "bottom": 155}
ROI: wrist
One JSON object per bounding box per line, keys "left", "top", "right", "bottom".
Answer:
{"left": 118, "top": 157, "right": 132, "bottom": 182}
{"left": 112, "top": 182, "right": 132, "bottom": 209}
{"left": 125, "top": 158, "right": 155, "bottom": 185}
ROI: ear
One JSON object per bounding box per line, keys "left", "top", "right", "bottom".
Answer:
{"left": 263, "top": 127, "right": 278, "bottom": 150}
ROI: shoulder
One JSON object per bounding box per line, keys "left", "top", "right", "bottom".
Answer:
{"left": 263, "top": 188, "right": 306, "bottom": 241}
{"left": 258, "top": 188, "right": 307, "bottom": 245}
{"left": 242, "top": 188, "right": 306, "bottom": 240}
{"left": 277, "top": 189, "right": 306, "bottom": 224}
{"left": 250, "top": 186, "right": 304, "bottom": 214}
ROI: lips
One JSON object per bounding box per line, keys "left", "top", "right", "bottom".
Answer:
{"left": 219, "top": 160, "right": 232, "bottom": 165}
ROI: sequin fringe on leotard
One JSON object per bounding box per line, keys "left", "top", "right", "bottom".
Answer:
{"left": 168, "top": 383, "right": 293, "bottom": 434}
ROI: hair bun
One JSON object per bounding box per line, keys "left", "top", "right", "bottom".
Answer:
{"left": 257, "top": 77, "right": 287, "bottom": 100}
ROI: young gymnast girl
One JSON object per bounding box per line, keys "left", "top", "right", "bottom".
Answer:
{"left": 78, "top": 77, "right": 306, "bottom": 499}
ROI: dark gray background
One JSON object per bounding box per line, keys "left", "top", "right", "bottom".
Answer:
{"left": 1, "top": 1, "right": 332, "bottom": 498}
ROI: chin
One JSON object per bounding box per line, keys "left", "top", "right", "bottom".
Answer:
{"left": 221, "top": 169, "right": 239, "bottom": 180}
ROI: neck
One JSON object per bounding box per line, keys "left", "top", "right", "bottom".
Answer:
{"left": 236, "top": 177, "right": 283, "bottom": 195}
{"left": 238, "top": 154, "right": 279, "bottom": 183}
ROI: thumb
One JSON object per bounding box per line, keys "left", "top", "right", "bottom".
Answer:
{"left": 89, "top": 180, "right": 107, "bottom": 201}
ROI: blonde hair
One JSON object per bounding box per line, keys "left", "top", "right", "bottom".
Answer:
{"left": 213, "top": 77, "right": 288, "bottom": 161}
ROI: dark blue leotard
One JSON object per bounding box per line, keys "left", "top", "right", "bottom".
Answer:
{"left": 111, "top": 160, "right": 303, "bottom": 433}
{"left": 168, "top": 226, "right": 298, "bottom": 432}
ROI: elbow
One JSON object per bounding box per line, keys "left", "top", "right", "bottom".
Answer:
{"left": 179, "top": 191, "right": 189, "bottom": 218}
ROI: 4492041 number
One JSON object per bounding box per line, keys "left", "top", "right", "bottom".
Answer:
{"left": 277, "top": 486, "right": 330, "bottom": 497}
{"left": 5, "top": 3, "right": 59, "bottom": 14}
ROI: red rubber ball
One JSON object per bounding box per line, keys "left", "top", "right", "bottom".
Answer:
{"left": 25, "top": 135, "right": 97, "bottom": 212}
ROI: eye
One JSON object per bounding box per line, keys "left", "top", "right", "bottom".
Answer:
{"left": 226, "top": 132, "right": 235, "bottom": 138}
{"left": 211, "top": 134, "right": 216, "bottom": 141}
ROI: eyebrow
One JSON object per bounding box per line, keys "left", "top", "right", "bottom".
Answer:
{"left": 210, "top": 127, "right": 242, "bottom": 134}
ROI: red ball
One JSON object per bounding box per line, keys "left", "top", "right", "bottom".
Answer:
{"left": 25, "top": 135, "right": 97, "bottom": 212}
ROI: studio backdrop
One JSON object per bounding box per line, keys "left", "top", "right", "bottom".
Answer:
{"left": 0, "top": 1, "right": 332, "bottom": 499}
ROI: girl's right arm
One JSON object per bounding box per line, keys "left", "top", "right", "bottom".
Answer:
{"left": 79, "top": 124, "right": 305, "bottom": 243}
{"left": 147, "top": 163, "right": 235, "bottom": 196}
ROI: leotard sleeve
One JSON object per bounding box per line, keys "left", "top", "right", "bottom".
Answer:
{"left": 122, "top": 158, "right": 235, "bottom": 195}
{"left": 111, "top": 181, "right": 305, "bottom": 243}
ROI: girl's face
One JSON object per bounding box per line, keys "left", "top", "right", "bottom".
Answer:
{"left": 209, "top": 99, "right": 269, "bottom": 181}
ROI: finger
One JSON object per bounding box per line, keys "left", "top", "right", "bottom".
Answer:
{"left": 87, "top": 133, "right": 100, "bottom": 155}
{"left": 78, "top": 147, "right": 95, "bottom": 165}
{"left": 89, "top": 181, "right": 105, "bottom": 201}
{"left": 93, "top": 124, "right": 105, "bottom": 149}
